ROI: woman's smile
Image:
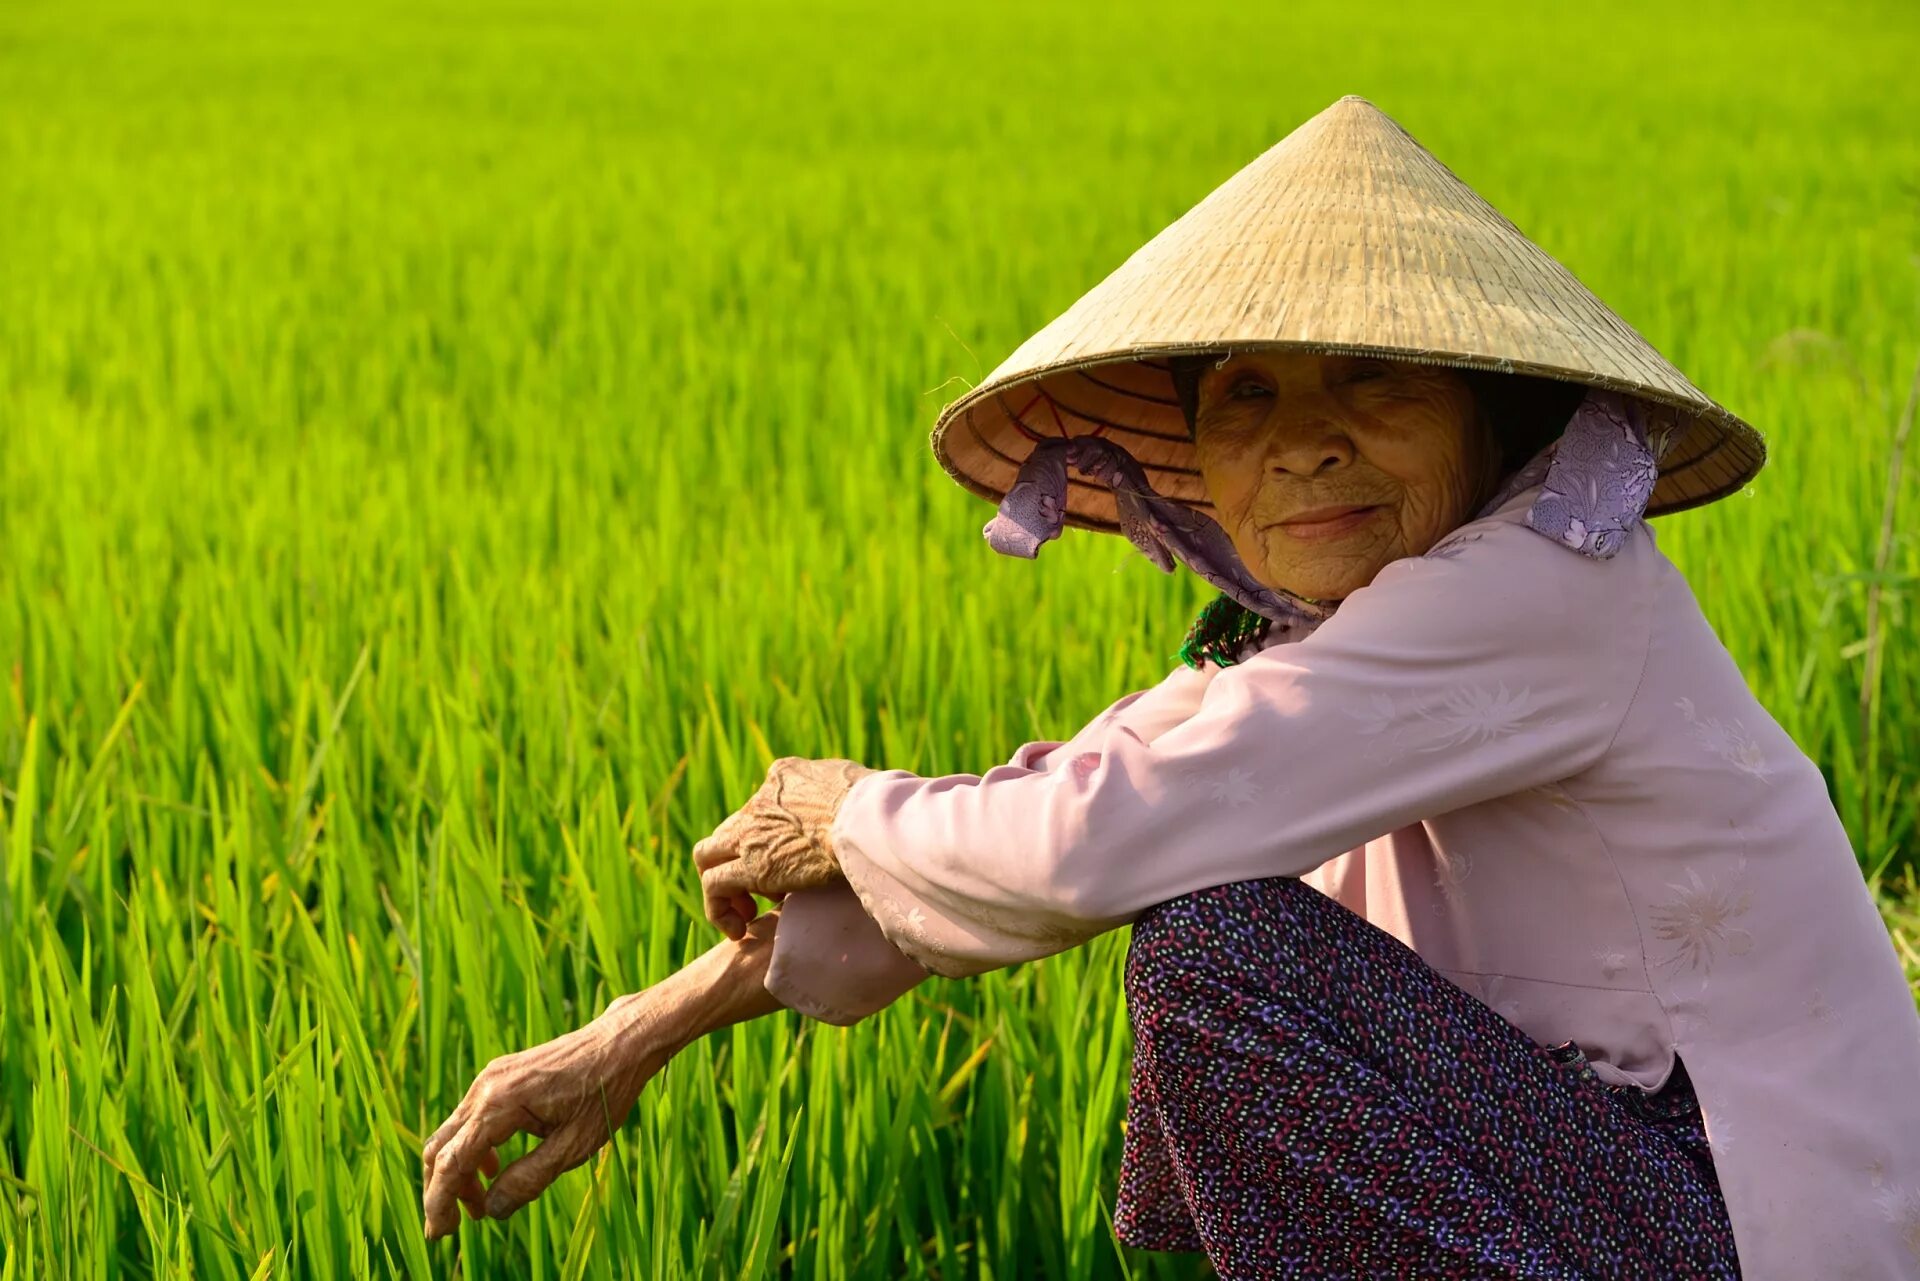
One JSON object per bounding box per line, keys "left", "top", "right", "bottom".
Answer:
{"left": 1270, "top": 504, "right": 1385, "bottom": 541}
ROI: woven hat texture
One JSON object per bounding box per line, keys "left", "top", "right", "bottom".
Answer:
{"left": 931, "top": 95, "right": 1766, "bottom": 534}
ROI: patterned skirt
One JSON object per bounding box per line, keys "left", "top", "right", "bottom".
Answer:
{"left": 1114, "top": 876, "right": 1742, "bottom": 1279}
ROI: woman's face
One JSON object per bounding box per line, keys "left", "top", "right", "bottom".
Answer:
{"left": 1190, "top": 350, "right": 1504, "bottom": 601}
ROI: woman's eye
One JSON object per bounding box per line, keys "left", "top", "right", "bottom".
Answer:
{"left": 1227, "top": 377, "right": 1273, "bottom": 400}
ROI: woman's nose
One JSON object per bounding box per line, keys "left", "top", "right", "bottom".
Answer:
{"left": 1264, "top": 410, "right": 1356, "bottom": 477}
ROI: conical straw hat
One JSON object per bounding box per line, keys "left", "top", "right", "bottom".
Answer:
{"left": 932, "top": 95, "right": 1766, "bottom": 535}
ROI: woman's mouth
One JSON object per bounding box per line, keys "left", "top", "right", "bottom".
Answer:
{"left": 1271, "top": 504, "right": 1383, "bottom": 541}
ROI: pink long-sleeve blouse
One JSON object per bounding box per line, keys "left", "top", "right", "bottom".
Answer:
{"left": 760, "top": 478, "right": 1920, "bottom": 1279}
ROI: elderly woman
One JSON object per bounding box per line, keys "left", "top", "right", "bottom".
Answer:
{"left": 422, "top": 97, "right": 1920, "bottom": 1278}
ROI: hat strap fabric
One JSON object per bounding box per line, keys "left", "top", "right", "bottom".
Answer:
{"left": 980, "top": 385, "right": 1659, "bottom": 639}
{"left": 1523, "top": 388, "right": 1663, "bottom": 558}
{"left": 981, "top": 434, "right": 1335, "bottom": 634}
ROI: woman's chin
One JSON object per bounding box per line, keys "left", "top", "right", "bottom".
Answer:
{"left": 1259, "top": 573, "right": 1358, "bottom": 603}
{"left": 1254, "top": 556, "right": 1382, "bottom": 603}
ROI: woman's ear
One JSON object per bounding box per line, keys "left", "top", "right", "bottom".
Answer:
{"left": 1460, "top": 369, "right": 1586, "bottom": 475}
{"left": 1471, "top": 400, "right": 1512, "bottom": 511}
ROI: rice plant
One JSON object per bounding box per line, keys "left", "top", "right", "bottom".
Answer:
{"left": 2, "top": 0, "right": 1917, "bottom": 1275}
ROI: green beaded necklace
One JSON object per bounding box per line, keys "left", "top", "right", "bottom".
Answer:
{"left": 1176, "top": 592, "right": 1276, "bottom": 670}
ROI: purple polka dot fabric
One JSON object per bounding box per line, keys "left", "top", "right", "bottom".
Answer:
{"left": 1115, "top": 876, "right": 1742, "bottom": 1279}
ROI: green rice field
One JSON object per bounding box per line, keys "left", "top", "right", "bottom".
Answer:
{"left": 3, "top": 0, "right": 1919, "bottom": 1275}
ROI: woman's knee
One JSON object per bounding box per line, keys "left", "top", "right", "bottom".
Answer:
{"left": 1130, "top": 875, "right": 1322, "bottom": 945}
{"left": 1124, "top": 875, "right": 1328, "bottom": 1008}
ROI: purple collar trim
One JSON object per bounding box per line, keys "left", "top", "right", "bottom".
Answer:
{"left": 980, "top": 386, "right": 1667, "bottom": 626}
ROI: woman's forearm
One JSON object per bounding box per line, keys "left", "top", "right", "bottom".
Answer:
{"left": 637, "top": 911, "right": 788, "bottom": 1055}
{"left": 420, "top": 912, "right": 792, "bottom": 1236}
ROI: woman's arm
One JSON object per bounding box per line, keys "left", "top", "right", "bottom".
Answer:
{"left": 829, "top": 514, "right": 1656, "bottom": 979}
{"left": 421, "top": 914, "right": 786, "bottom": 1238}
{"left": 756, "top": 664, "right": 1215, "bottom": 1024}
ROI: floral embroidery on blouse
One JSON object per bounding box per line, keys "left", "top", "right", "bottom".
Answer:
{"left": 1698, "top": 1082, "right": 1738, "bottom": 1156}
{"left": 1667, "top": 1002, "right": 1713, "bottom": 1042}
{"left": 1853, "top": 1157, "right": 1920, "bottom": 1262}
{"left": 1872, "top": 1183, "right": 1920, "bottom": 1261}
{"left": 1433, "top": 844, "right": 1474, "bottom": 898}
{"left": 1347, "top": 692, "right": 1401, "bottom": 740}
{"left": 1166, "top": 757, "right": 1290, "bottom": 808}
{"left": 1419, "top": 683, "right": 1540, "bottom": 749}
{"left": 1476, "top": 974, "right": 1525, "bottom": 1026}
{"left": 1648, "top": 856, "right": 1755, "bottom": 979}
{"left": 1203, "top": 765, "right": 1263, "bottom": 807}
{"left": 1675, "top": 697, "right": 1771, "bottom": 781}
{"left": 1592, "top": 946, "right": 1633, "bottom": 981}
{"left": 1345, "top": 683, "right": 1545, "bottom": 764}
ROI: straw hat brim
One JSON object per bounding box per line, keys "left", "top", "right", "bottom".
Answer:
{"left": 929, "top": 97, "right": 1767, "bottom": 536}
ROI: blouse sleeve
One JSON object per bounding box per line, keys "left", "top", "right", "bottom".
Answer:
{"left": 759, "top": 664, "right": 1213, "bottom": 1024}
{"left": 829, "top": 517, "right": 1655, "bottom": 979}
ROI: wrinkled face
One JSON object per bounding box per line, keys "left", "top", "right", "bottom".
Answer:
{"left": 1190, "top": 350, "right": 1505, "bottom": 600}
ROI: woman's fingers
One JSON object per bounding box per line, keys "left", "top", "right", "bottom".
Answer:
{"left": 423, "top": 1020, "right": 653, "bottom": 1238}
{"left": 457, "top": 1170, "right": 487, "bottom": 1220}
{"left": 691, "top": 806, "right": 750, "bottom": 873}
{"left": 701, "top": 862, "right": 751, "bottom": 937}
{"left": 693, "top": 772, "right": 788, "bottom": 931}
{"left": 484, "top": 1123, "right": 599, "bottom": 1222}
{"left": 424, "top": 1108, "right": 520, "bottom": 1239}
{"left": 421, "top": 1099, "right": 472, "bottom": 1181}
{"left": 454, "top": 1149, "right": 500, "bottom": 1220}
{"left": 424, "top": 1122, "right": 482, "bottom": 1238}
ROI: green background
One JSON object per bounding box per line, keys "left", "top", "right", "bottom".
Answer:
{"left": 3, "top": 0, "right": 1918, "bottom": 1275}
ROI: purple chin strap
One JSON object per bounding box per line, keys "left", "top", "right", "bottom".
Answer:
{"left": 979, "top": 386, "right": 1668, "bottom": 622}
{"left": 980, "top": 427, "right": 1337, "bottom": 635}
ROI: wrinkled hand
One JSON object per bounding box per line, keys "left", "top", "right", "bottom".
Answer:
{"left": 693, "top": 756, "right": 875, "bottom": 938}
{"left": 421, "top": 993, "right": 672, "bottom": 1239}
